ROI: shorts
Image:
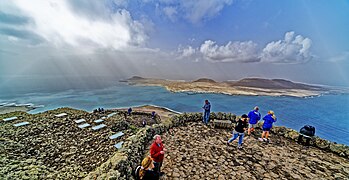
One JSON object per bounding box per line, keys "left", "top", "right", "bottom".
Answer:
{"left": 249, "top": 124, "right": 257, "bottom": 128}
{"left": 263, "top": 127, "right": 271, "bottom": 131}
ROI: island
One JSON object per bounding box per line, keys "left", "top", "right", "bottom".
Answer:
{"left": 121, "top": 76, "right": 332, "bottom": 98}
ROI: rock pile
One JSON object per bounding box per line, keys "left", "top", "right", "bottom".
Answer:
{"left": 0, "top": 107, "right": 154, "bottom": 179}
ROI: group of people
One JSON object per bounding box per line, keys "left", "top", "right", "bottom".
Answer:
{"left": 136, "top": 101, "right": 277, "bottom": 179}
{"left": 202, "top": 100, "right": 277, "bottom": 148}
{"left": 93, "top": 107, "right": 105, "bottom": 113}
{"left": 136, "top": 135, "right": 166, "bottom": 180}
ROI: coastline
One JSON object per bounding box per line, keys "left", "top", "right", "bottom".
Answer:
{"left": 0, "top": 105, "right": 36, "bottom": 114}
{"left": 124, "top": 77, "right": 330, "bottom": 98}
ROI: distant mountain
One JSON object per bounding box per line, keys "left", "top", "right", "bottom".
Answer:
{"left": 192, "top": 78, "right": 216, "bottom": 83}
{"left": 227, "top": 78, "right": 325, "bottom": 90}
{"left": 128, "top": 76, "right": 145, "bottom": 80}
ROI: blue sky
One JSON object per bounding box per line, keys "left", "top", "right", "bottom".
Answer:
{"left": 1, "top": 0, "right": 349, "bottom": 87}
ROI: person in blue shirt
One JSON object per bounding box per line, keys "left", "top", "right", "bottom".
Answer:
{"left": 128, "top": 107, "right": 132, "bottom": 116}
{"left": 247, "top": 106, "right": 261, "bottom": 135}
{"left": 259, "top": 110, "right": 277, "bottom": 142}
{"left": 202, "top": 100, "right": 211, "bottom": 125}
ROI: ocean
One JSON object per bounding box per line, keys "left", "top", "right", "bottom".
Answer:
{"left": 1, "top": 82, "right": 348, "bottom": 145}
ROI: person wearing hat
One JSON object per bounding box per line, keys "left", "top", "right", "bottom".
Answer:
{"left": 137, "top": 156, "right": 160, "bottom": 180}
{"left": 227, "top": 114, "right": 248, "bottom": 149}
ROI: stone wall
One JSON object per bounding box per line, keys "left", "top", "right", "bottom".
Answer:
{"left": 85, "top": 112, "right": 349, "bottom": 179}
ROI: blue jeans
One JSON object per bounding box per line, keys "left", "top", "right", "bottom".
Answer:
{"left": 228, "top": 131, "right": 244, "bottom": 145}
{"left": 203, "top": 111, "right": 210, "bottom": 124}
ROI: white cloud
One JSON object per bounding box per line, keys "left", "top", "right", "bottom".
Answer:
{"left": 10, "top": 0, "right": 147, "bottom": 49}
{"left": 7, "top": 36, "right": 19, "bottom": 42}
{"left": 163, "top": 6, "right": 178, "bottom": 22}
{"left": 147, "top": 0, "right": 233, "bottom": 24}
{"left": 199, "top": 40, "right": 260, "bottom": 62}
{"left": 113, "top": 0, "right": 128, "bottom": 7}
{"left": 176, "top": 31, "right": 313, "bottom": 64}
{"left": 181, "top": 0, "right": 233, "bottom": 23}
{"left": 178, "top": 45, "right": 197, "bottom": 57}
{"left": 261, "top": 31, "right": 313, "bottom": 63}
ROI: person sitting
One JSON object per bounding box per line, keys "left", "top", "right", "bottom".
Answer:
{"left": 137, "top": 156, "right": 159, "bottom": 180}
{"left": 298, "top": 125, "right": 315, "bottom": 146}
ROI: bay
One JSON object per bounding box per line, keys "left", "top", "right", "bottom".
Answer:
{"left": 1, "top": 83, "right": 348, "bottom": 145}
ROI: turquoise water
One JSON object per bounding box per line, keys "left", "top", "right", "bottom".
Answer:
{"left": 1, "top": 83, "right": 348, "bottom": 145}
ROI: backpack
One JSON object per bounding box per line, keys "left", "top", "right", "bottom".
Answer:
{"left": 300, "top": 125, "right": 315, "bottom": 136}
{"left": 133, "top": 166, "right": 142, "bottom": 180}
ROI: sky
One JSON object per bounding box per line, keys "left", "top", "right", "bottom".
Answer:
{"left": 1, "top": 0, "right": 349, "bottom": 89}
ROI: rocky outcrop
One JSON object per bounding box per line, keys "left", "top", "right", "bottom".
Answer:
{"left": 1, "top": 109, "right": 348, "bottom": 179}
{"left": 87, "top": 112, "right": 349, "bottom": 179}
{"left": 159, "top": 122, "right": 349, "bottom": 179}
{"left": 0, "top": 107, "right": 159, "bottom": 179}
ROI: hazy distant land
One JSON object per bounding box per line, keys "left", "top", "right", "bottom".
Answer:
{"left": 0, "top": 104, "right": 36, "bottom": 114}
{"left": 122, "top": 76, "right": 334, "bottom": 98}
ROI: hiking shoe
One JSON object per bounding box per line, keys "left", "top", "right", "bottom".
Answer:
{"left": 258, "top": 138, "right": 264, "bottom": 141}
{"left": 263, "top": 138, "right": 268, "bottom": 142}
{"left": 238, "top": 145, "right": 243, "bottom": 149}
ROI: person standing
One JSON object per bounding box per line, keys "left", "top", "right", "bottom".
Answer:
{"left": 227, "top": 114, "right": 248, "bottom": 149}
{"left": 150, "top": 135, "right": 166, "bottom": 176}
{"left": 128, "top": 107, "right": 132, "bottom": 116}
{"left": 202, "top": 100, "right": 211, "bottom": 125}
{"left": 248, "top": 106, "right": 261, "bottom": 135}
{"left": 259, "top": 110, "right": 277, "bottom": 142}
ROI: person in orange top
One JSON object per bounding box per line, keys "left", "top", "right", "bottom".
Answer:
{"left": 150, "top": 134, "right": 167, "bottom": 176}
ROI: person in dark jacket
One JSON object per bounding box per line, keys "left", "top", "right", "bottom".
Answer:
{"left": 259, "top": 110, "right": 277, "bottom": 142}
{"left": 202, "top": 100, "right": 211, "bottom": 125}
{"left": 128, "top": 107, "right": 132, "bottom": 115}
{"left": 248, "top": 106, "right": 261, "bottom": 135}
{"left": 227, "top": 114, "right": 248, "bottom": 149}
{"left": 150, "top": 135, "right": 167, "bottom": 175}
{"left": 138, "top": 156, "right": 160, "bottom": 180}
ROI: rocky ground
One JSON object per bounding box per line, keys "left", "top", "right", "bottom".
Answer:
{"left": 152, "top": 122, "right": 349, "bottom": 180}
{"left": 0, "top": 107, "right": 159, "bottom": 179}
